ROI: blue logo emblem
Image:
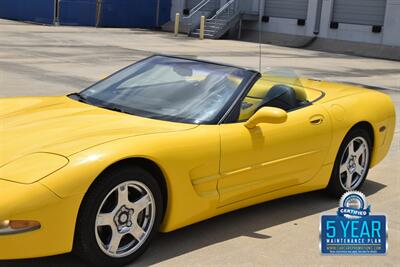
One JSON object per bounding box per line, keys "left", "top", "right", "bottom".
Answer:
{"left": 320, "top": 191, "right": 387, "bottom": 254}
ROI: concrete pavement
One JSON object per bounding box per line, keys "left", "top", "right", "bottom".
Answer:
{"left": 0, "top": 19, "right": 399, "bottom": 267}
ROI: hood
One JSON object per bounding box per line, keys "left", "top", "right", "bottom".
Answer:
{"left": 0, "top": 96, "right": 197, "bottom": 166}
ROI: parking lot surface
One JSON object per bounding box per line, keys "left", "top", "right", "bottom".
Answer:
{"left": 0, "top": 19, "right": 399, "bottom": 267}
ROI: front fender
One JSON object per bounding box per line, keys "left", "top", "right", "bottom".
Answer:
{"left": 40, "top": 126, "right": 221, "bottom": 232}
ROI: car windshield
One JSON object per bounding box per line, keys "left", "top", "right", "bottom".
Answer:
{"left": 75, "top": 56, "right": 255, "bottom": 124}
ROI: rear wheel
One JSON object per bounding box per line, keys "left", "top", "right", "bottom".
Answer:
{"left": 326, "top": 128, "right": 372, "bottom": 197}
{"left": 74, "top": 166, "right": 163, "bottom": 266}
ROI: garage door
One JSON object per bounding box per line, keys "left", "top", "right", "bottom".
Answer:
{"left": 332, "top": 0, "right": 387, "bottom": 26}
{"left": 265, "top": 0, "right": 309, "bottom": 20}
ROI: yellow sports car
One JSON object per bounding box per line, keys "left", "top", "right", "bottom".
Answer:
{"left": 0, "top": 55, "right": 395, "bottom": 265}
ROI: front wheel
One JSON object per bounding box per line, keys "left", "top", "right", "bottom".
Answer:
{"left": 326, "top": 128, "right": 372, "bottom": 197}
{"left": 74, "top": 166, "right": 163, "bottom": 266}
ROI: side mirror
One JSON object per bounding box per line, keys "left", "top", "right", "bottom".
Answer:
{"left": 244, "top": 107, "right": 287, "bottom": 128}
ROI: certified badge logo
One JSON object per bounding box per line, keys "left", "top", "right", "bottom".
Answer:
{"left": 338, "top": 191, "right": 370, "bottom": 219}
{"left": 320, "top": 191, "right": 387, "bottom": 255}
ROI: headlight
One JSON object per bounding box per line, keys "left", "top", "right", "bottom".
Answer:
{"left": 0, "top": 153, "right": 69, "bottom": 184}
{"left": 0, "top": 220, "right": 41, "bottom": 235}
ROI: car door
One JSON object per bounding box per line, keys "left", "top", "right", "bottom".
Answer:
{"left": 218, "top": 104, "right": 331, "bottom": 206}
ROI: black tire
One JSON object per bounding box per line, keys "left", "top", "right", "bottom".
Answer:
{"left": 74, "top": 166, "right": 163, "bottom": 266}
{"left": 326, "top": 127, "right": 372, "bottom": 197}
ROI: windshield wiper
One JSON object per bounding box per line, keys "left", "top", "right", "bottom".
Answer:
{"left": 98, "top": 104, "right": 132, "bottom": 115}
{"left": 69, "top": 93, "right": 131, "bottom": 115}
{"left": 68, "top": 92, "right": 89, "bottom": 103}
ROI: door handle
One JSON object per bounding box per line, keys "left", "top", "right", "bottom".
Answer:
{"left": 309, "top": 115, "right": 324, "bottom": 125}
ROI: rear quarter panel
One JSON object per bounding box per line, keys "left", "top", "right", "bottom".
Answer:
{"left": 320, "top": 90, "right": 395, "bottom": 168}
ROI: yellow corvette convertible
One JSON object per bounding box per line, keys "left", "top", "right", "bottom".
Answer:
{"left": 0, "top": 55, "right": 395, "bottom": 265}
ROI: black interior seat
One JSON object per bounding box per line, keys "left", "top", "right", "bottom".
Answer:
{"left": 260, "top": 84, "right": 300, "bottom": 111}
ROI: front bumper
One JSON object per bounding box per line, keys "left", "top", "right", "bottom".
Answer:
{"left": 0, "top": 179, "right": 83, "bottom": 260}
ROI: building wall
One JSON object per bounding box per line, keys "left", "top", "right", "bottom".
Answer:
{"left": 170, "top": 0, "right": 186, "bottom": 20}
{"left": 171, "top": 0, "right": 400, "bottom": 47}
{"left": 0, "top": 0, "right": 55, "bottom": 24}
{"left": 337, "top": 0, "right": 398, "bottom": 46}
{"left": 381, "top": 0, "right": 400, "bottom": 46}
{"left": 241, "top": 0, "right": 400, "bottom": 46}
{"left": 0, "top": 0, "right": 171, "bottom": 28}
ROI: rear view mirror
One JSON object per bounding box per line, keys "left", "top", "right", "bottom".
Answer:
{"left": 244, "top": 107, "right": 287, "bottom": 128}
{"left": 173, "top": 65, "right": 193, "bottom": 77}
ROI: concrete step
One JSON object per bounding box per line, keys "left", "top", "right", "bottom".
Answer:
{"left": 189, "top": 12, "right": 237, "bottom": 40}
{"left": 205, "top": 22, "right": 226, "bottom": 28}
{"left": 206, "top": 21, "right": 226, "bottom": 25}
{"left": 216, "top": 15, "right": 231, "bottom": 20}
{"left": 206, "top": 21, "right": 224, "bottom": 25}
{"left": 209, "top": 19, "right": 228, "bottom": 23}
{"left": 161, "top": 20, "right": 190, "bottom": 34}
{"left": 191, "top": 31, "right": 216, "bottom": 37}
{"left": 192, "top": 28, "right": 218, "bottom": 34}
{"left": 205, "top": 25, "right": 222, "bottom": 30}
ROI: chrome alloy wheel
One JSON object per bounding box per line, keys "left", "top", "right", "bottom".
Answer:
{"left": 339, "top": 136, "right": 369, "bottom": 190}
{"left": 95, "top": 181, "right": 156, "bottom": 258}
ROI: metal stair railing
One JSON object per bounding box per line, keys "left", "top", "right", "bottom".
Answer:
{"left": 203, "top": 0, "right": 240, "bottom": 39}
{"left": 188, "top": 0, "right": 215, "bottom": 14}
{"left": 207, "top": 0, "right": 239, "bottom": 22}
{"left": 182, "top": 0, "right": 219, "bottom": 33}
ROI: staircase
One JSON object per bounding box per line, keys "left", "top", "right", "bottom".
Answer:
{"left": 181, "top": 0, "right": 219, "bottom": 34}
{"left": 191, "top": 0, "right": 240, "bottom": 39}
